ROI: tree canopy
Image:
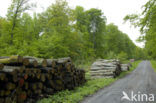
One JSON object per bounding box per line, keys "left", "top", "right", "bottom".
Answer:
{"left": 124, "top": 0, "right": 156, "bottom": 59}
{"left": 0, "top": 0, "right": 142, "bottom": 62}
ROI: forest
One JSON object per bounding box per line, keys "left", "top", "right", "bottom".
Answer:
{"left": 1, "top": 0, "right": 156, "bottom": 103}
{"left": 0, "top": 0, "right": 145, "bottom": 64}
{"left": 124, "top": 0, "right": 156, "bottom": 60}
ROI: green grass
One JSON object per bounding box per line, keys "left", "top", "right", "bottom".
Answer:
{"left": 150, "top": 60, "right": 156, "bottom": 72}
{"left": 120, "top": 60, "right": 130, "bottom": 64}
{"left": 37, "top": 61, "right": 141, "bottom": 103}
{"left": 38, "top": 78, "right": 115, "bottom": 103}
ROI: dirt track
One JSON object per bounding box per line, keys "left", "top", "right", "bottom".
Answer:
{"left": 82, "top": 61, "right": 156, "bottom": 103}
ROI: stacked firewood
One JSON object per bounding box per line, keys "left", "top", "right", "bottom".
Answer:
{"left": 0, "top": 56, "right": 86, "bottom": 103}
{"left": 90, "top": 59, "right": 121, "bottom": 78}
{"left": 121, "top": 64, "right": 130, "bottom": 71}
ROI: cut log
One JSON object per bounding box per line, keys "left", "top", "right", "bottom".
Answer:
{"left": 27, "top": 90, "right": 32, "bottom": 97}
{"left": 19, "top": 78, "right": 25, "bottom": 87}
{"left": 0, "top": 66, "right": 24, "bottom": 74}
{"left": 37, "top": 82, "right": 43, "bottom": 89}
{"left": 57, "top": 57, "right": 71, "bottom": 65}
{"left": 0, "top": 98, "right": 5, "bottom": 103}
{"left": 24, "top": 82, "right": 29, "bottom": 90}
{"left": 36, "top": 58, "right": 47, "bottom": 68}
{"left": 28, "top": 73, "right": 35, "bottom": 79}
{"left": 10, "top": 55, "right": 23, "bottom": 63}
{"left": 0, "top": 56, "right": 86, "bottom": 103}
{"left": 12, "top": 75, "right": 18, "bottom": 82}
{"left": 121, "top": 64, "right": 130, "bottom": 71}
{"left": 46, "top": 74, "right": 52, "bottom": 80}
{"left": 17, "top": 91, "right": 27, "bottom": 103}
{"left": 0, "top": 73, "right": 6, "bottom": 81}
{"left": 0, "top": 90, "right": 5, "bottom": 97}
{"left": 23, "top": 57, "right": 38, "bottom": 68}
{"left": 91, "top": 59, "right": 121, "bottom": 78}
{"left": 0, "top": 55, "right": 23, "bottom": 65}
{"left": 91, "top": 72, "right": 114, "bottom": 76}
{"left": 0, "top": 63, "right": 4, "bottom": 70}
{"left": 40, "top": 74, "right": 46, "bottom": 82}
{"left": 23, "top": 74, "right": 28, "bottom": 80}
{"left": 46, "top": 59, "right": 56, "bottom": 67}
{"left": 45, "top": 80, "right": 55, "bottom": 88}
{"left": 40, "top": 67, "right": 52, "bottom": 73}
{"left": 29, "top": 83, "right": 37, "bottom": 91}
{"left": 6, "top": 82, "right": 16, "bottom": 90}
{"left": 5, "top": 97, "right": 12, "bottom": 103}
{"left": 65, "top": 62, "right": 72, "bottom": 71}
{"left": 36, "top": 73, "right": 41, "bottom": 79}
{"left": 34, "top": 89, "right": 42, "bottom": 96}
{"left": 5, "top": 90, "right": 11, "bottom": 96}
{"left": 91, "top": 67, "right": 117, "bottom": 71}
{"left": 43, "top": 87, "right": 54, "bottom": 95}
{"left": 0, "top": 56, "right": 9, "bottom": 59}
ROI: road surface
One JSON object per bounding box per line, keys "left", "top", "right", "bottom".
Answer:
{"left": 82, "top": 61, "right": 156, "bottom": 103}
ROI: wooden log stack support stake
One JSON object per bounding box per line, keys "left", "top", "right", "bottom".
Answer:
{"left": 0, "top": 56, "right": 86, "bottom": 103}
{"left": 90, "top": 59, "right": 122, "bottom": 78}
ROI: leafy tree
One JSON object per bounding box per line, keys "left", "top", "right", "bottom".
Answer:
{"left": 124, "top": 0, "right": 156, "bottom": 59}
{"left": 74, "top": 6, "right": 107, "bottom": 58}
{"left": 0, "top": 0, "right": 139, "bottom": 62}
{"left": 7, "top": 0, "right": 34, "bottom": 44}
{"left": 117, "top": 51, "right": 128, "bottom": 62}
{"left": 86, "top": 8, "right": 106, "bottom": 50}
{"left": 105, "top": 23, "right": 136, "bottom": 59}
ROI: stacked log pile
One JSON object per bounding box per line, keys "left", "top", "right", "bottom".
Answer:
{"left": 121, "top": 64, "right": 130, "bottom": 71}
{"left": 90, "top": 59, "right": 121, "bottom": 78}
{"left": 0, "top": 56, "right": 86, "bottom": 103}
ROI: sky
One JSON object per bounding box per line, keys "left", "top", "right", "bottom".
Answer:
{"left": 0, "top": 0, "right": 149, "bottom": 47}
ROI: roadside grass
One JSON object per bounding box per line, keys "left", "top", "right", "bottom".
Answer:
{"left": 38, "top": 78, "right": 115, "bottom": 103}
{"left": 37, "top": 61, "right": 141, "bottom": 103}
{"left": 150, "top": 60, "right": 156, "bottom": 72}
{"left": 120, "top": 60, "right": 130, "bottom": 64}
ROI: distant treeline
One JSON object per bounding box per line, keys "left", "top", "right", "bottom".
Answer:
{"left": 0, "top": 0, "right": 145, "bottom": 63}
{"left": 124, "top": 0, "right": 156, "bottom": 59}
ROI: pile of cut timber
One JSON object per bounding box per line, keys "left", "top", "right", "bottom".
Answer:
{"left": 0, "top": 56, "right": 86, "bottom": 103}
{"left": 121, "top": 64, "right": 130, "bottom": 71}
{"left": 90, "top": 59, "right": 121, "bottom": 78}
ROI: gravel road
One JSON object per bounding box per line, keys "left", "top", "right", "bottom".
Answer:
{"left": 82, "top": 61, "right": 156, "bottom": 103}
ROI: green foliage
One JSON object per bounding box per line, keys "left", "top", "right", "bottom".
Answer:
{"left": 6, "top": 0, "right": 35, "bottom": 45}
{"left": 124, "top": 0, "right": 156, "bottom": 59}
{"left": 133, "top": 47, "right": 147, "bottom": 60}
{"left": 104, "top": 23, "right": 136, "bottom": 59}
{"left": 0, "top": 0, "right": 139, "bottom": 61}
{"left": 106, "top": 51, "right": 117, "bottom": 59}
{"left": 117, "top": 51, "right": 128, "bottom": 62}
{"left": 150, "top": 60, "right": 156, "bottom": 72}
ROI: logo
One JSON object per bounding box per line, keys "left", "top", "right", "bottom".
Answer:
{"left": 121, "top": 91, "right": 155, "bottom": 102}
